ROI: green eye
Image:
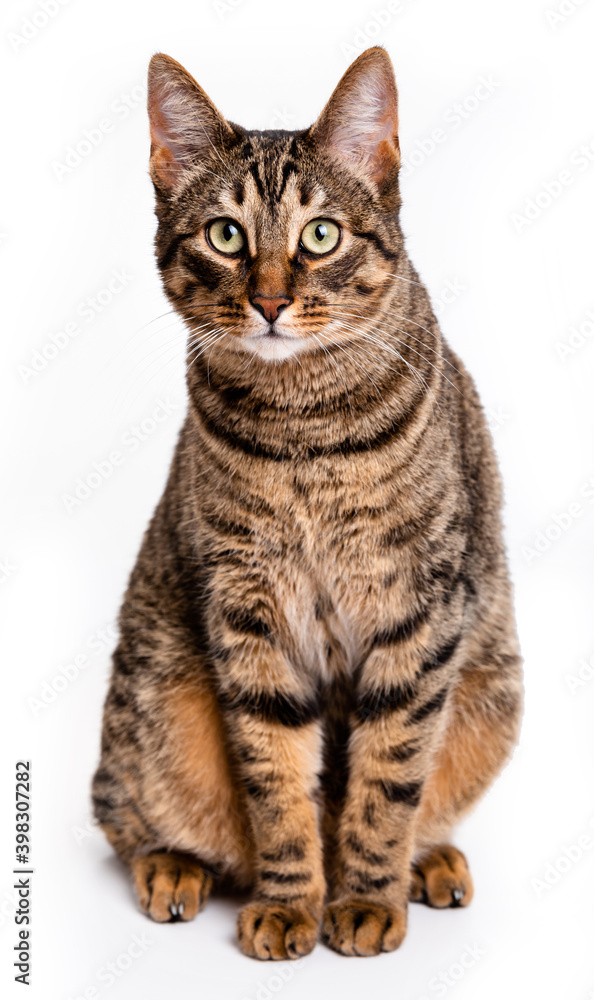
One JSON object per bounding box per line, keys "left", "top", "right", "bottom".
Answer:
{"left": 207, "top": 218, "right": 245, "bottom": 255}
{"left": 300, "top": 218, "right": 341, "bottom": 255}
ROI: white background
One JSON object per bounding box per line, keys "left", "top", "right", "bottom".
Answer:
{"left": 2, "top": 0, "right": 593, "bottom": 996}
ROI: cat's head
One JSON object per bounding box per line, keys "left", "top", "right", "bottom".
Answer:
{"left": 148, "top": 48, "right": 403, "bottom": 364}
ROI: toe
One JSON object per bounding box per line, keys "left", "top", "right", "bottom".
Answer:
{"left": 131, "top": 852, "right": 212, "bottom": 923}
{"left": 411, "top": 845, "right": 474, "bottom": 908}
{"left": 323, "top": 901, "right": 406, "bottom": 957}
{"left": 237, "top": 903, "right": 318, "bottom": 960}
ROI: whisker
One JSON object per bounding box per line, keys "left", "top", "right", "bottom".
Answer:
{"left": 329, "top": 306, "right": 460, "bottom": 374}
{"left": 328, "top": 319, "right": 428, "bottom": 401}
{"left": 385, "top": 271, "right": 425, "bottom": 288}
{"left": 185, "top": 325, "right": 238, "bottom": 378}
{"left": 314, "top": 328, "right": 388, "bottom": 408}
{"left": 331, "top": 319, "right": 441, "bottom": 415}
{"left": 309, "top": 332, "right": 355, "bottom": 417}
{"left": 328, "top": 309, "right": 465, "bottom": 403}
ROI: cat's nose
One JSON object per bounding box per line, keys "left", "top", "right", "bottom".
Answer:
{"left": 250, "top": 294, "right": 293, "bottom": 323}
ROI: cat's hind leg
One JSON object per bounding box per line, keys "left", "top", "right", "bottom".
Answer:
{"left": 92, "top": 661, "right": 255, "bottom": 921}
{"left": 131, "top": 851, "right": 213, "bottom": 922}
{"left": 409, "top": 844, "right": 473, "bottom": 908}
{"left": 410, "top": 639, "right": 522, "bottom": 908}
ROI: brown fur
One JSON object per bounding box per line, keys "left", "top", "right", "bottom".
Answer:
{"left": 92, "top": 47, "right": 522, "bottom": 959}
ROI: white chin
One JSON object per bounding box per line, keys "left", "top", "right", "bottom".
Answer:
{"left": 244, "top": 334, "right": 307, "bottom": 362}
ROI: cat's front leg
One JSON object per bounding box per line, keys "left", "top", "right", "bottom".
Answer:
{"left": 323, "top": 635, "right": 457, "bottom": 956}
{"left": 211, "top": 615, "right": 325, "bottom": 960}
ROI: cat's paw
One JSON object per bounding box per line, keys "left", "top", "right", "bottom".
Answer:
{"left": 237, "top": 902, "right": 319, "bottom": 960}
{"left": 131, "top": 851, "right": 212, "bottom": 922}
{"left": 322, "top": 900, "right": 407, "bottom": 956}
{"left": 410, "top": 844, "right": 474, "bottom": 908}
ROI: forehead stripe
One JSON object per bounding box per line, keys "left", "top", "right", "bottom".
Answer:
{"left": 233, "top": 178, "right": 245, "bottom": 205}
{"left": 277, "top": 160, "right": 298, "bottom": 200}
{"left": 248, "top": 161, "right": 265, "bottom": 200}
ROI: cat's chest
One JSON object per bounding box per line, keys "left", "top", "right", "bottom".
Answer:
{"left": 287, "top": 494, "right": 406, "bottom": 675}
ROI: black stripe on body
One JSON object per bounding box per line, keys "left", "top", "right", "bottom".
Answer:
{"left": 203, "top": 513, "right": 253, "bottom": 539}
{"left": 92, "top": 794, "right": 115, "bottom": 814}
{"left": 234, "top": 742, "right": 270, "bottom": 765}
{"left": 346, "top": 869, "right": 398, "bottom": 894}
{"left": 375, "top": 779, "right": 423, "bottom": 807}
{"left": 356, "top": 680, "right": 417, "bottom": 722}
{"left": 193, "top": 390, "right": 424, "bottom": 460}
{"left": 443, "top": 570, "right": 466, "bottom": 605}
{"left": 421, "top": 635, "right": 461, "bottom": 674}
{"left": 112, "top": 647, "right": 150, "bottom": 677}
{"left": 259, "top": 891, "right": 308, "bottom": 904}
{"left": 260, "top": 870, "right": 311, "bottom": 885}
{"left": 243, "top": 778, "right": 273, "bottom": 800}
{"left": 370, "top": 606, "right": 431, "bottom": 649}
{"left": 345, "top": 834, "right": 389, "bottom": 867}
{"left": 406, "top": 686, "right": 449, "bottom": 725}
{"left": 381, "top": 492, "right": 447, "bottom": 550}
{"left": 202, "top": 355, "right": 403, "bottom": 421}
{"left": 221, "top": 605, "right": 273, "bottom": 640}
{"left": 383, "top": 740, "right": 421, "bottom": 762}
{"left": 221, "top": 687, "right": 320, "bottom": 727}
{"left": 261, "top": 840, "right": 306, "bottom": 863}
{"left": 93, "top": 767, "right": 114, "bottom": 786}
{"left": 363, "top": 799, "right": 376, "bottom": 827}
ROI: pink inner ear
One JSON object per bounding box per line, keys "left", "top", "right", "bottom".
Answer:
{"left": 314, "top": 50, "right": 400, "bottom": 188}
{"left": 147, "top": 56, "right": 232, "bottom": 191}
{"left": 148, "top": 86, "right": 193, "bottom": 190}
{"left": 337, "top": 77, "right": 397, "bottom": 158}
{"left": 149, "top": 76, "right": 194, "bottom": 165}
{"left": 339, "top": 76, "right": 398, "bottom": 158}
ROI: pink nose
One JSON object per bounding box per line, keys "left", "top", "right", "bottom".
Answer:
{"left": 250, "top": 295, "right": 292, "bottom": 323}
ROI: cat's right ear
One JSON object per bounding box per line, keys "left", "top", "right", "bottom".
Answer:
{"left": 147, "top": 54, "right": 233, "bottom": 194}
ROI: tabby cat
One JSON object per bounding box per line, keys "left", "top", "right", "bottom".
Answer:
{"left": 92, "top": 47, "right": 522, "bottom": 959}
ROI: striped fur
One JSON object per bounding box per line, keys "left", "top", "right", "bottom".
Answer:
{"left": 92, "top": 48, "right": 522, "bottom": 959}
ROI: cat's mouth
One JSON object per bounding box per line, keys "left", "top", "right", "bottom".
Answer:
{"left": 257, "top": 327, "right": 286, "bottom": 339}
{"left": 242, "top": 325, "right": 306, "bottom": 361}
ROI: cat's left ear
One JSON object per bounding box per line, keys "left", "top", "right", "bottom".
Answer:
{"left": 309, "top": 47, "right": 400, "bottom": 192}
{"left": 147, "top": 53, "right": 234, "bottom": 194}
